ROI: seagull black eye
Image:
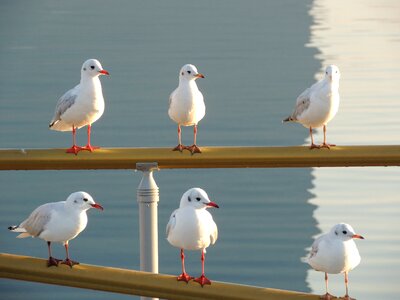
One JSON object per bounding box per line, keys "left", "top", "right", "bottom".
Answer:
{"left": 342, "top": 230, "right": 347, "bottom": 234}
{"left": 187, "top": 70, "right": 191, "bottom": 74}
{"left": 196, "top": 197, "right": 201, "bottom": 201}
{"left": 188, "top": 196, "right": 191, "bottom": 202}
{"left": 83, "top": 198, "right": 88, "bottom": 202}
{"left": 90, "top": 65, "right": 95, "bottom": 70}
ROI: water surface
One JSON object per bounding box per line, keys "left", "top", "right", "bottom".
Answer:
{"left": 0, "top": 1, "right": 398, "bottom": 299}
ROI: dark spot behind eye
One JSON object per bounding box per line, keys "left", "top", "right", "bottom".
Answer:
{"left": 335, "top": 231, "right": 338, "bottom": 235}
{"left": 188, "top": 196, "right": 191, "bottom": 202}
{"left": 90, "top": 65, "right": 95, "bottom": 70}
{"left": 181, "top": 72, "right": 184, "bottom": 75}
{"left": 342, "top": 230, "right": 347, "bottom": 234}
{"left": 83, "top": 198, "right": 88, "bottom": 202}
{"left": 326, "top": 71, "right": 328, "bottom": 74}
{"left": 187, "top": 70, "right": 191, "bottom": 74}
{"left": 196, "top": 197, "right": 201, "bottom": 201}
{"left": 83, "top": 68, "right": 86, "bottom": 71}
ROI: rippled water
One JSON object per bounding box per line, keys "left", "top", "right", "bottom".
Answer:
{"left": 0, "top": 1, "right": 399, "bottom": 299}
{"left": 306, "top": 0, "right": 400, "bottom": 298}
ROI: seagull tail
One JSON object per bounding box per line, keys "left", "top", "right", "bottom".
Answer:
{"left": 8, "top": 225, "right": 25, "bottom": 232}
{"left": 9, "top": 226, "right": 31, "bottom": 238}
{"left": 49, "top": 119, "right": 58, "bottom": 128}
{"left": 282, "top": 116, "right": 294, "bottom": 123}
{"left": 16, "top": 232, "right": 32, "bottom": 238}
{"left": 300, "top": 256, "right": 309, "bottom": 263}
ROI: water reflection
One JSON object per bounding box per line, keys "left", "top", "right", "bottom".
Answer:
{"left": 306, "top": 0, "right": 400, "bottom": 298}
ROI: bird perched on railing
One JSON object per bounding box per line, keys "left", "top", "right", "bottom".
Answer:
{"left": 283, "top": 65, "right": 340, "bottom": 149}
{"left": 168, "top": 64, "right": 205, "bottom": 154}
{"left": 303, "top": 223, "right": 364, "bottom": 300}
{"left": 166, "top": 187, "right": 219, "bottom": 286}
{"left": 8, "top": 191, "right": 103, "bottom": 267}
{"left": 49, "top": 59, "right": 109, "bottom": 155}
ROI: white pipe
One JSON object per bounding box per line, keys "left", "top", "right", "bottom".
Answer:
{"left": 136, "top": 162, "right": 159, "bottom": 300}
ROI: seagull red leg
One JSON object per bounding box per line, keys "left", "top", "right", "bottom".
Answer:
{"left": 66, "top": 126, "right": 83, "bottom": 155}
{"left": 342, "top": 272, "right": 355, "bottom": 300}
{"left": 61, "top": 241, "right": 79, "bottom": 267}
{"left": 46, "top": 241, "right": 61, "bottom": 267}
{"left": 194, "top": 249, "right": 211, "bottom": 286}
{"left": 172, "top": 125, "right": 185, "bottom": 152}
{"left": 186, "top": 124, "right": 201, "bottom": 154}
{"left": 309, "top": 127, "right": 320, "bottom": 149}
{"left": 319, "top": 272, "right": 335, "bottom": 300}
{"left": 177, "top": 249, "right": 193, "bottom": 282}
{"left": 82, "top": 124, "right": 100, "bottom": 152}
{"left": 320, "top": 125, "right": 336, "bottom": 149}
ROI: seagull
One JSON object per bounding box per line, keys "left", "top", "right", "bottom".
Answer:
{"left": 168, "top": 64, "right": 205, "bottom": 154}
{"left": 304, "top": 223, "right": 364, "bottom": 300}
{"left": 8, "top": 191, "right": 103, "bottom": 267}
{"left": 166, "top": 188, "right": 218, "bottom": 286}
{"left": 283, "top": 65, "right": 340, "bottom": 149}
{"left": 49, "top": 59, "right": 110, "bottom": 155}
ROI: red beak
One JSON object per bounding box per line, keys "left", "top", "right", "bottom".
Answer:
{"left": 99, "top": 70, "right": 110, "bottom": 75}
{"left": 206, "top": 201, "right": 219, "bottom": 208}
{"left": 352, "top": 234, "right": 364, "bottom": 239}
{"left": 91, "top": 203, "right": 104, "bottom": 211}
{"left": 196, "top": 73, "right": 205, "bottom": 79}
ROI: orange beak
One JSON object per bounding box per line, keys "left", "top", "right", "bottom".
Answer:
{"left": 352, "top": 234, "right": 364, "bottom": 239}
{"left": 99, "top": 70, "right": 110, "bottom": 75}
{"left": 206, "top": 201, "right": 219, "bottom": 208}
{"left": 195, "top": 73, "right": 205, "bottom": 79}
{"left": 91, "top": 203, "right": 104, "bottom": 211}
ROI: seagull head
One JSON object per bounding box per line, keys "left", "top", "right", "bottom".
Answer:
{"left": 324, "top": 65, "right": 340, "bottom": 82}
{"left": 179, "top": 64, "right": 204, "bottom": 82}
{"left": 330, "top": 223, "right": 364, "bottom": 241}
{"left": 66, "top": 191, "right": 104, "bottom": 211}
{"left": 179, "top": 187, "right": 219, "bottom": 210}
{"left": 81, "top": 59, "right": 110, "bottom": 78}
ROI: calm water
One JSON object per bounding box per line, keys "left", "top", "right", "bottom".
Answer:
{"left": 0, "top": 1, "right": 399, "bottom": 299}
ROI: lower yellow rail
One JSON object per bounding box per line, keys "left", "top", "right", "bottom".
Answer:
{"left": 0, "top": 145, "right": 399, "bottom": 170}
{"left": 0, "top": 253, "right": 317, "bottom": 300}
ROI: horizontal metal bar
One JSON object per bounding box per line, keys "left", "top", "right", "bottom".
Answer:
{"left": 0, "top": 253, "right": 317, "bottom": 300}
{"left": 0, "top": 146, "right": 399, "bottom": 170}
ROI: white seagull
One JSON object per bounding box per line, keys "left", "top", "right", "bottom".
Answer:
{"left": 49, "top": 59, "right": 109, "bottom": 155}
{"left": 168, "top": 64, "right": 205, "bottom": 154}
{"left": 304, "top": 223, "right": 364, "bottom": 300}
{"left": 283, "top": 65, "right": 340, "bottom": 149}
{"left": 166, "top": 188, "right": 219, "bottom": 286}
{"left": 8, "top": 191, "right": 103, "bottom": 267}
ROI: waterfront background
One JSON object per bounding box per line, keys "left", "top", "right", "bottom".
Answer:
{"left": 0, "top": 1, "right": 399, "bottom": 299}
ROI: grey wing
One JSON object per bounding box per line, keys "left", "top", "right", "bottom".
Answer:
{"left": 309, "top": 235, "right": 324, "bottom": 259}
{"left": 20, "top": 203, "right": 53, "bottom": 237}
{"left": 290, "top": 88, "right": 311, "bottom": 120}
{"left": 49, "top": 87, "right": 78, "bottom": 127}
{"left": 166, "top": 209, "right": 178, "bottom": 237}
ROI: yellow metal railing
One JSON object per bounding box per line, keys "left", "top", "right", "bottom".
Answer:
{"left": 0, "top": 253, "right": 318, "bottom": 300}
{"left": 0, "top": 145, "right": 400, "bottom": 170}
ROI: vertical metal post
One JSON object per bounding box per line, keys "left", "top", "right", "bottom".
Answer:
{"left": 136, "top": 162, "right": 159, "bottom": 300}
